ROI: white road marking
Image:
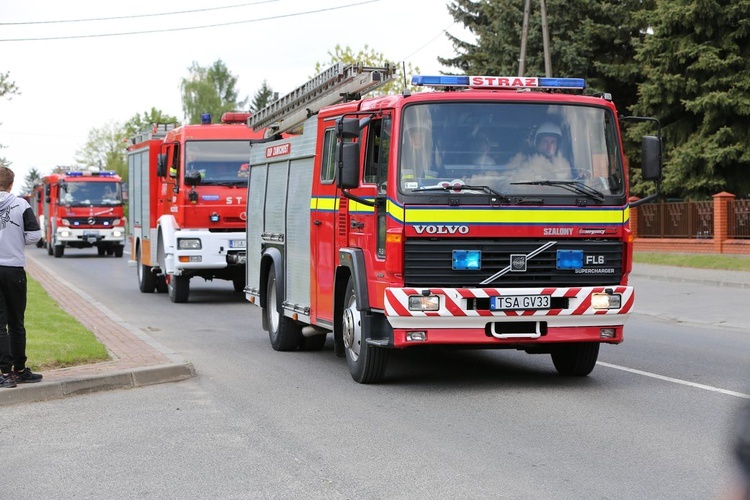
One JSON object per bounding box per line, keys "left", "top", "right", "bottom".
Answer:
{"left": 597, "top": 361, "right": 750, "bottom": 400}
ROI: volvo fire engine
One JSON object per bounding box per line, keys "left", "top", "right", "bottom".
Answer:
{"left": 41, "top": 170, "right": 126, "bottom": 258}
{"left": 244, "top": 63, "right": 662, "bottom": 383}
{"left": 127, "top": 112, "right": 266, "bottom": 303}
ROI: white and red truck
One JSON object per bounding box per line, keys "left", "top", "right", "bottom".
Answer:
{"left": 243, "top": 63, "right": 662, "bottom": 383}
{"left": 127, "top": 113, "right": 266, "bottom": 303}
{"left": 41, "top": 170, "right": 126, "bottom": 258}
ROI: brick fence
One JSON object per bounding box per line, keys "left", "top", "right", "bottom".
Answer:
{"left": 631, "top": 192, "right": 750, "bottom": 255}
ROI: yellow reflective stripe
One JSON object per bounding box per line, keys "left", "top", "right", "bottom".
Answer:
{"left": 400, "top": 207, "right": 626, "bottom": 225}
{"left": 387, "top": 199, "right": 404, "bottom": 222}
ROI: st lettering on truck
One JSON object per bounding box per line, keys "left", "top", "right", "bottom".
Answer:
{"left": 127, "top": 113, "right": 266, "bottom": 303}
{"left": 244, "top": 64, "right": 662, "bottom": 383}
{"left": 41, "top": 170, "right": 126, "bottom": 258}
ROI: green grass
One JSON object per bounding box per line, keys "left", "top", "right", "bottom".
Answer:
{"left": 25, "top": 276, "right": 110, "bottom": 372}
{"left": 633, "top": 252, "right": 750, "bottom": 272}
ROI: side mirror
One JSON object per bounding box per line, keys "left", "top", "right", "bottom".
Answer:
{"left": 156, "top": 154, "right": 167, "bottom": 177}
{"left": 336, "top": 117, "right": 360, "bottom": 139}
{"left": 184, "top": 170, "right": 202, "bottom": 187}
{"left": 641, "top": 135, "right": 662, "bottom": 181}
{"left": 338, "top": 142, "right": 360, "bottom": 189}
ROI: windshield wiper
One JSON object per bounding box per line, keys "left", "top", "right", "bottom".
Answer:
{"left": 509, "top": 179, "right": 605, "bottom": 203}
{"left": 412, "top": 184, "right": 510, "bottom": 202}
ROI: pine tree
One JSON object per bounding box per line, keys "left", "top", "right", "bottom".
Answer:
{"left": 632, "top": 0, "right": 750, "bottom": 199}
{"left": 441, "top": 0, "right": 654, "bottom": 113}
{"left": 250, "top": 81, "right": 275, "bottom": 113}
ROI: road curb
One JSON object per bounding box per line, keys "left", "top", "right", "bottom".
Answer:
{"left": 0, "top": 362, "right": 196, "bottom": 407}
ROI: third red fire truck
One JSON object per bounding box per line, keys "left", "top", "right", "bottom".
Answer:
{"left": 42, "top": 170, "right": 126, "bottom": 258}
{"left": 243, "top": 63, "right": 662, "bottom": 383}
{"left": 127, "top": 112, "right": 266, "bottom": 303}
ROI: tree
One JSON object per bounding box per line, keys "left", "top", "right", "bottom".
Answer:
{"left": 180, "top": 59, "right": 248, "bottom": 124}
{"left": 22, "top": 167, "right": 42, "bottom": 196}
{"left": 250, "top": 80, "right": 275, "bottom": 113}
{"left": 632, "top": 0, "right": 750, "bottom": 200}
{"left": 75, "top": 121, "right": 128, "bottom": 179}
{"left": 314, "top": 44, "right": 419, "bottom": 95}
{"left": 0, "top": 70, "right": 20, "bottom": 161}
{"left": 123, "top": 107, "right": 179, "bottom": 140}
{"left": 0, "top": 71, "right": 19, "bottom": 100}
{"left": 441, "top": 0, "right": 654, "bottom": 113}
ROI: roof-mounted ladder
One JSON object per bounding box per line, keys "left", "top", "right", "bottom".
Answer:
{"left": 248, "top": 62, "right": 395, "bottom": 136}
{"left": 130, "top": 122, "right": 178, "bottom": 145}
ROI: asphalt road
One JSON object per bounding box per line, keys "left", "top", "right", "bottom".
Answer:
{"left": 3, "top": 246, "right": 749, "bottom": 500}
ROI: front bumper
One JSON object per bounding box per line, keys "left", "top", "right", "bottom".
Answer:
{"left": 384, "top": 285, "right": 633, "bottom": 348}
{"left": 172, "top": 230, "right": 246, "bottom": 271}
{"left": 56, "top": 227, "right": 125, "bottom": 244}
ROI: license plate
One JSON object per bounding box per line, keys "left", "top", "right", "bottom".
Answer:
{"left": 83, "top": 231, "right": 100, "bottom": 237}
{"left": 229, "top": 239, "right": 246, "bottom": 249}
{"left": 491, "top": 295, "right": 551, "bottom": 311}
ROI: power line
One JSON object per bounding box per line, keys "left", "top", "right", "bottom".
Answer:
{"left": 0, "top": 0, "right": 380, "bottom": 42}
{"left": 0, "top": 0, "right": 279, "bottom": 26}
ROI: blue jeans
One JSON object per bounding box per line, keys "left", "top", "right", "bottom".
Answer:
{"left": 0, "top": 266, "right": 28, "bottom": 374}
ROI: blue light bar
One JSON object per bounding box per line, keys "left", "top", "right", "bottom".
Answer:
{"left": 411, "top": 75, "right": 586, "bottom": 90}
{"left": 453, "top": 250, "right": 481, "bottom": 271}
{"left": 201, "top": 113, "right": 212, "bottom": 124}
{"left": 556, "top": 250, "right": 584, "bottom": 270}
{"left": 411, "top": 75, "right": 470, "bottom": 87}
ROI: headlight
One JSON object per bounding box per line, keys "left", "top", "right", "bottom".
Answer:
{"left": 592, "top": 293, "right": 622, "bottom": 310}
{"left": 408, "top": 295, "right": 440, "bottom": 311}
{"left": 178, "top": 238, "right": 202, "bottom": 250}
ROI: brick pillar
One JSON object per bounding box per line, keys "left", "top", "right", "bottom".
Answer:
{"left": 713, "top": 191, "right": 734, "bottom": 254}
{"left": 629, "top": 197, "right": 640, "bottom": 237}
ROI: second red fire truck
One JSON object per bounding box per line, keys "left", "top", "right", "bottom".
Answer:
{"left": 127, "top": 112, "right": 266, "bottom": 303}
{"left": 243, "top": 63, "right": 662, "bottom": 383}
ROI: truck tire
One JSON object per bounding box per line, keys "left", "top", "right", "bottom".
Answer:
{"left": 299, "top": 333, "right": 327, "bottom": 351}
{"left": 53, "top": 244, "right": 64, "bottom": 258}
{"left": 167, "top": 274, "right": 190, "bottom": 303}
{"left": 232, "top": 276, "right": 244, "bottom": 293}
{"left": 156, "top": 275, "right": 168, "bottom": 293}
{"left": 114, "top": 245, "right": 124, "bottom": 258}
{"left": 137, "top": 246, "right": 157, "bottom": 293}
{"left": 342, "top": 277, "right": 387, "bottom": 384}
{"left": 97, "top": 246, "right": 106, "bottom": 256}
{"left": 265, "top": 267, "right": 300, "bottom": 351}
{"left": 47, "top": 242, "right": 53, "bottom": 255}
{"left": 551, "top": 342, "right": 599, "bottom": 376}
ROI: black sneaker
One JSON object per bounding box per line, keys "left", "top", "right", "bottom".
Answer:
{"left": 0, "top": 374, "right": 17, "bottom": 388}
{"left": 13, "top": 367, "right": 43, "bottom": 383}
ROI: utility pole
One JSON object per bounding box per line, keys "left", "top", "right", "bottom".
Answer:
{"left": 518, "top": 0, "right": 552, "bottom": 77}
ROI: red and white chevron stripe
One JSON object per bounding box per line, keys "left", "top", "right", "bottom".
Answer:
{"left": 384, "top": 286, "right": 634, "bottom": 326}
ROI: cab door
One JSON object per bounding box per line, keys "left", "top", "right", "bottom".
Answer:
{"left": 344, "top": 116, "right": 391, "bottom": 311}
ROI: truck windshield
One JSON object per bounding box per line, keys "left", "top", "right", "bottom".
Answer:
{"left": 63, "top": 181, "right": 121, "bottom": 206}
{"left": 185, "top": 141, "right": 250, "bottom": 185}
{"left": 398, "top": 102, "right": 624, "bottom": 202}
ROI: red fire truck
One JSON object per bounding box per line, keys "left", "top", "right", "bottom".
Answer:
{"left": 28, "top": 182, "right": 45, "bottom": 248}
{"left": 244, "top": 64, "right": 662, "bottom": 383}
{"left": 127, "top": 113, "right": 266, "bottom": 303}
{"left": 41, "top": 170, "right": 126, "bottom": 258}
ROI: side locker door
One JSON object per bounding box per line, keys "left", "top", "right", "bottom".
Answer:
{"left": 311, "top": 125, "right": 340, "bottom": 324}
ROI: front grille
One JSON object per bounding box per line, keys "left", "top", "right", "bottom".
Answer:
{"left": 404, "top": 238, "right": 623, "bottom": 287}
{"left": 66, "top": 217, "right": 119, "bottom": 227}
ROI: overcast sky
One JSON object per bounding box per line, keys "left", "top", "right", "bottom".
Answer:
{"left": 0, "top": 0, "right": 472, "bottom": 194}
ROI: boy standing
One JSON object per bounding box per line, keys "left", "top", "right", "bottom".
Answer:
{"left": 0, "top": 166, "right": 43, "bottom": 388}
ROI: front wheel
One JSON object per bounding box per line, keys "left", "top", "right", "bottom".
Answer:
{"left": 342, "top": 277, "right": 387, "bottom": 384}
{"left": 114, "top": 245, "right": 124, "bottom": 258}
{"left": 551, "top": 342, "right": 600, "bottom": 376}
{"left": 167, "top": 274, "right": 190, "bottom": 303}
{"left": 53, "top": 244, "right": 64, "bottom": 258}
{"left": 265, "top": 267, "right": 300, "bottom": 351}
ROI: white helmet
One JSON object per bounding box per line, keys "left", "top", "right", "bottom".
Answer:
{"left": 535, "top": 122, "right": 562, "bottom": 144}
